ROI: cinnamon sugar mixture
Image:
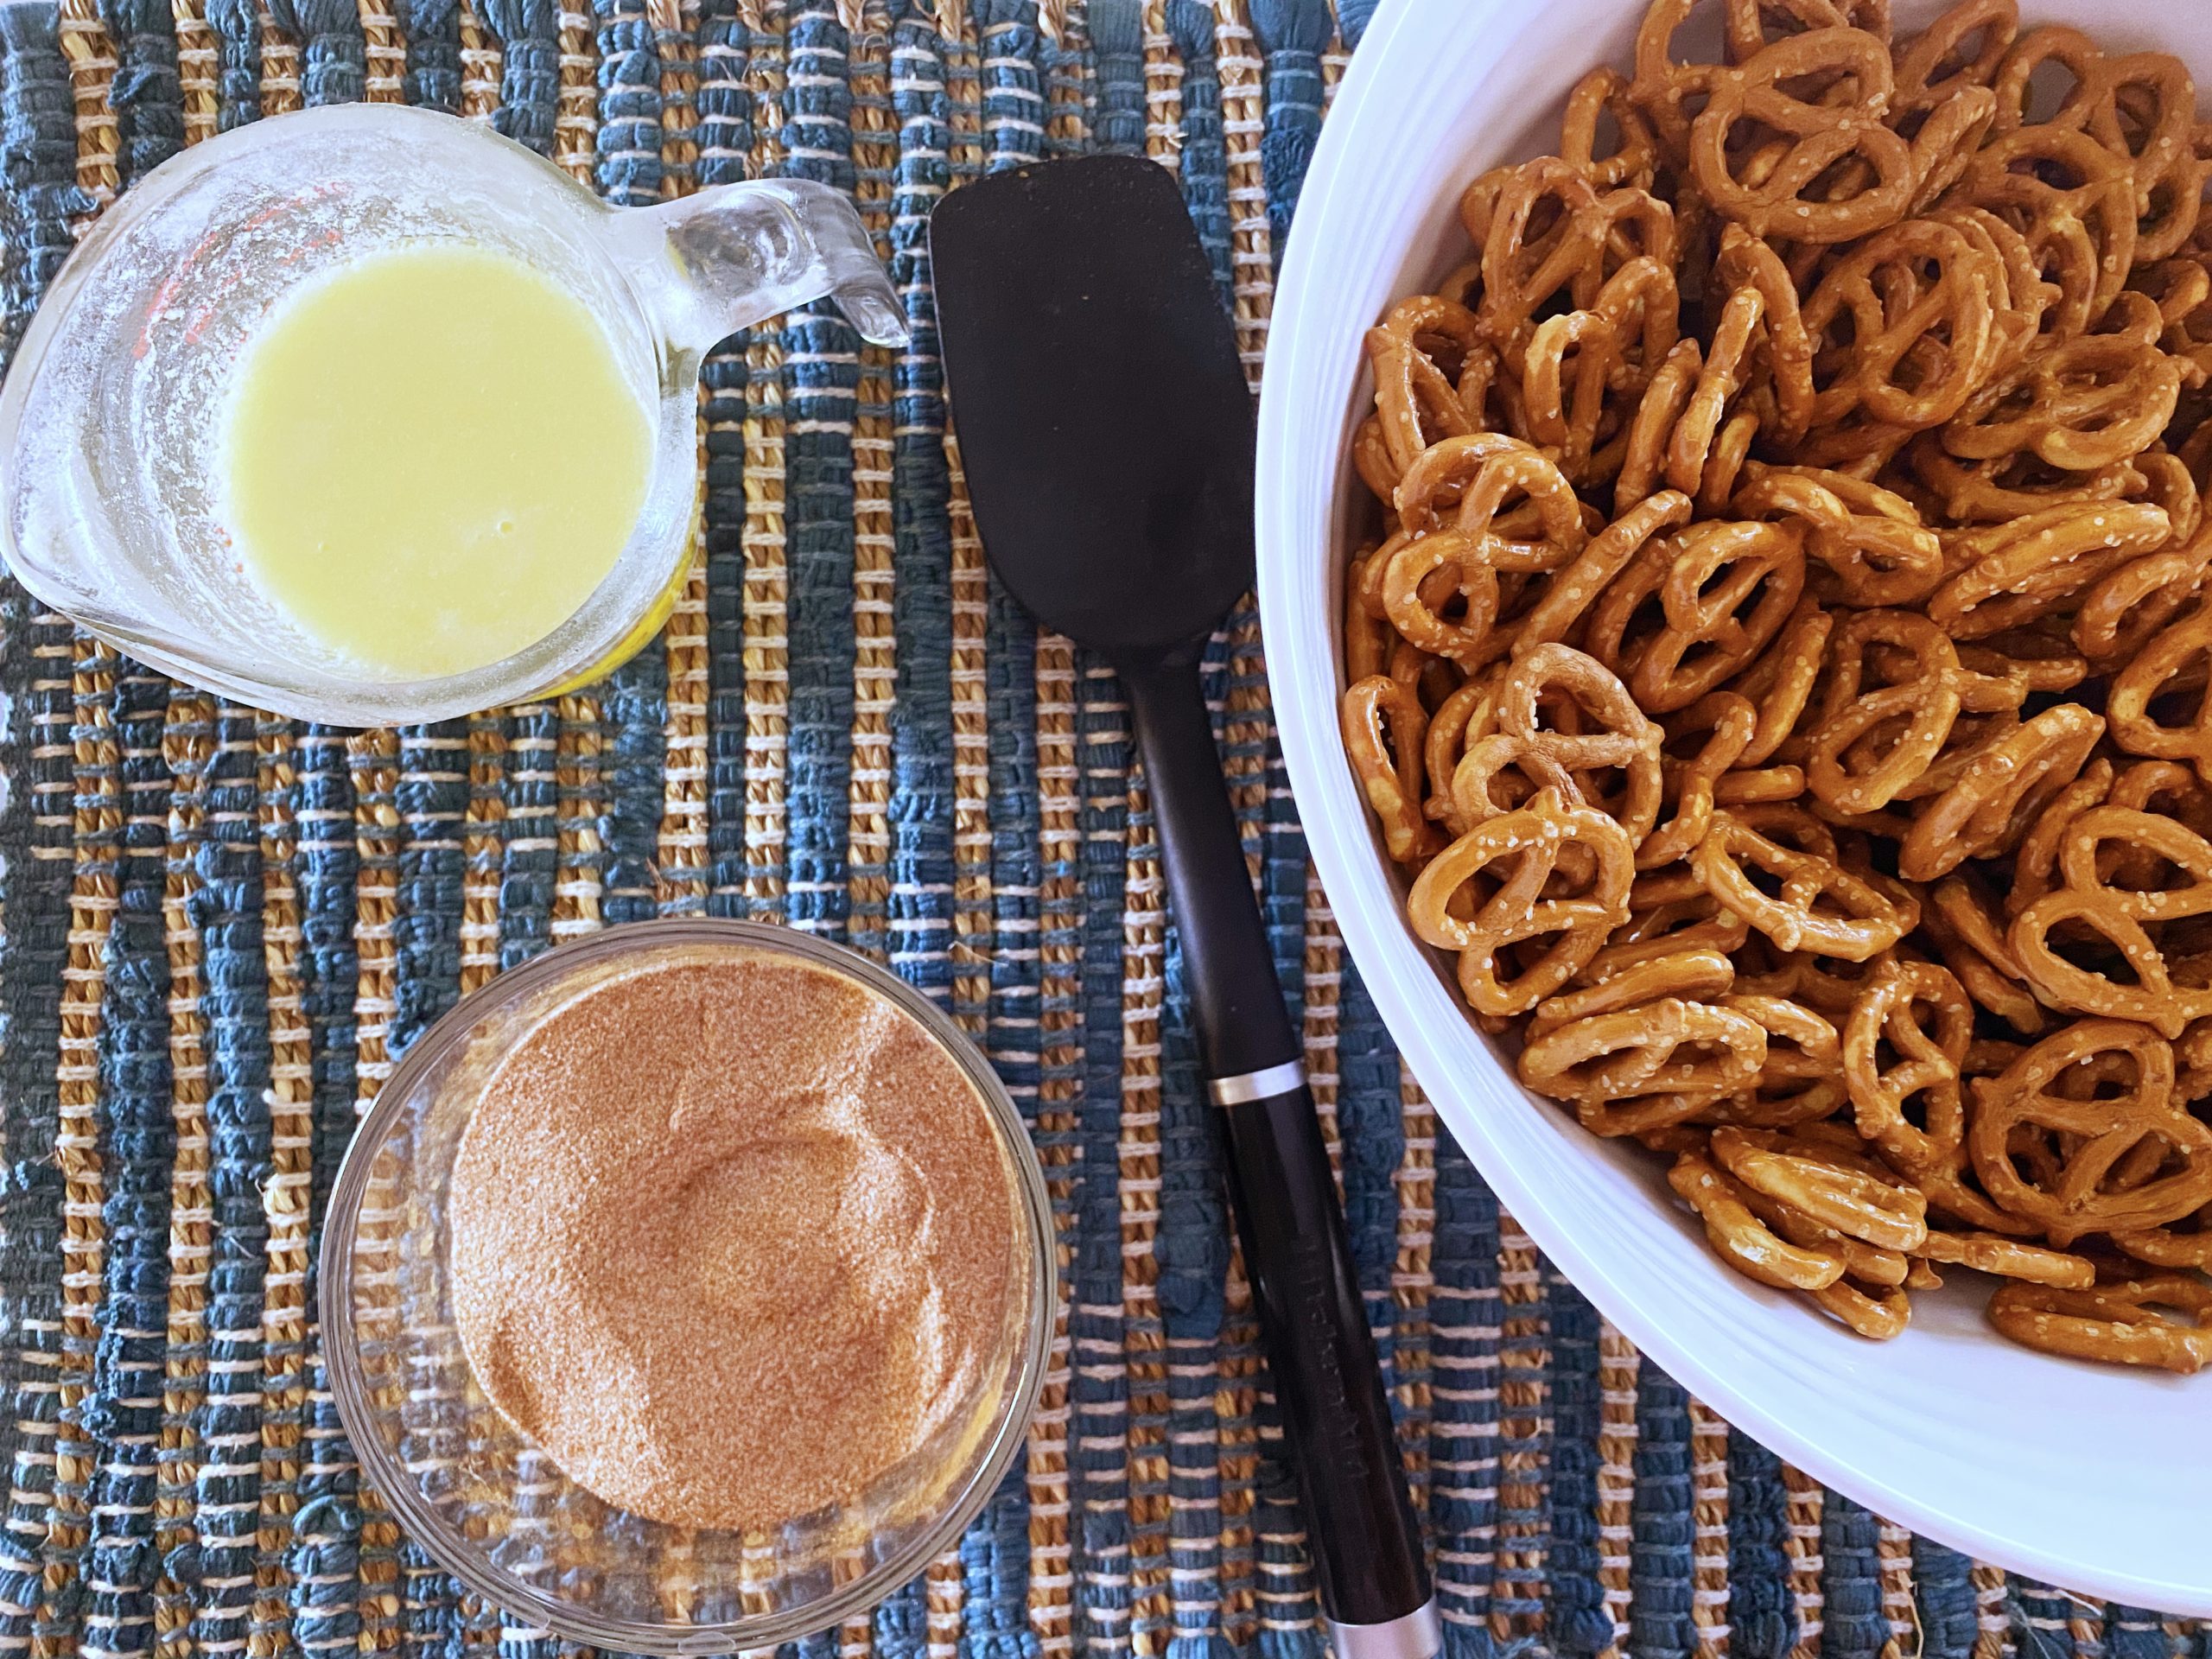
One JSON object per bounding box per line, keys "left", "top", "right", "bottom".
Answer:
{"left": 448, "top": 946, "right": 1021, "bottom": 1532}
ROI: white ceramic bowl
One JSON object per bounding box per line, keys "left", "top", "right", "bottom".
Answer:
{"left": 1257, "top": 0, "right": 2212, "bottom": 1613}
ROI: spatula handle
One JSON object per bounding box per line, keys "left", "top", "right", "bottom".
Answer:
{"left": 1123, "top": 657, "right": 1436, "bottom": 1658}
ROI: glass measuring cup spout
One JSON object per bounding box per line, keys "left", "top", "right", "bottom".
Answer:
{"left": 0, "top": 104, "right": 910, "bottom": 728}
{"left": 614, "top": 177, "right": 910, "bottom": 355}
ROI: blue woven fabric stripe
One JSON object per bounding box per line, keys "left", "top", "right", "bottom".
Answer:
{"left": 1072, "top": 654, "right": 1130, "bottom": 1649}
{"left": 296, "top": 722, "right": 359, "bottom": 1220}
{"left": 1339, "top": 963, "right": 1401, "bottom": 1369}
{"left": 699, "top": 0, "right": 753, "bottom": 918}
{"left": 206, "top": 0, "right": 260, "bottom": 127}
{"left": 81, "top": 657, "right": 175, "bottom": 1659}
{"left": 961, "top": 1467, "right": 1038, "bottom": 1659}
{"left": 883, "top": 0, "right": 957, "bottom": 999}
{"left": 97, "top": 0, "right": 183, "bottom": 184}
{"left": 1428, "top": 1132, "right": 1497, "bottom": 1656}
{"left": 593, "top": 0, "right": 671, "bottom": 932}
{"left": 379, "top": 721, "right": 467, "bottom": 1654}
{"left": 779, "top": 0, "right": 861, "bottom": 941}
{"left": 1820, "top": 1492, "right": 1891, "bottom": 1659}
{"left": 1247, "top": 0, "right": 1324, "bottom": 261}
{"left": 1159, "top": 925, "right": 1229, "bottom": 1659}
{"left": 1546, "top": 1273, "right": 1611, "bottom": 1656}
{"left": 1726, "top": 1427, "right": 1796, "bottom": 1659}
{"left": 188, "top": 702, "right": 274, "bottom": 1659}
{"left": 0, "top": 609, "right": 70, "bottom": 1643}
{"left": 499, "top": 705, "right": 557, "bottom": 968}
{"left": 972, "top": 16, "right": 1046, "bottom": 1635}
{"left": 2017, "top": 1583, "right": 2078, "bottom": 1659}
{"left": 600, "top": 656, "right": 667, "bottom": 926}
{"left": 873, "top": 1575, "right": 927, "bottom": 1659}
{"left": 594, "top": 5, "right": 654, "bottom": 201}
{"left": 400, "top": 0, "right": 462, "bottom": 111}
{"left": 1163, "top": 1, "right": 1233, "bottom": 312}
{"left": 976, "top": 0, "right": 1045, "bottom": 1142}
{"left": 483, "top": 0, "right": 558, "bottom": 154}
{"left": 1912, "top": 1538, "right": 1978, "bottom": 1659}
{"left": 390, "top": 723, "right": 467, "bottom": 1058}
{"left": 0, "top": 3, "right": 92, "bottom": 362}
{"left": 2111, "top": 1605, "right": 2173, "bottom": 1659}
{"left": 1087, "top": 0, "right": 1140, "bottom": 155}
{"left": 1630, "top": 1366, "right": 1697, "bottom": 1659}
{"left": 268, "top": 0, "right": 365, "bottom": 103}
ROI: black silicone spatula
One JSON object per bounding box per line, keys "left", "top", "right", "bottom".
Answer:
{"left": 931, "top": 154, "right": 1438, "bottom": 1659}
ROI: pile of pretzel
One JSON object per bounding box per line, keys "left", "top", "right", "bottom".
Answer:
{"left": 1339, "top": 0, "right": 2212, "bottom": 1368}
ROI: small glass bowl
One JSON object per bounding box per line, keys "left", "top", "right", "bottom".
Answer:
{"left": 320, "top": 919, "right": 1054, "bottom": 1654}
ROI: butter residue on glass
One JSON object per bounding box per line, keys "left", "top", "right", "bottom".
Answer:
{"left": 447, "top": 944, "right": 1025, "bottom": 1533}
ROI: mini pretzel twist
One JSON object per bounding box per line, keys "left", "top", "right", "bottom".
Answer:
{"left": 1406, "top": 786, "right": 1637, "bottom": 1016}
{"left": 1694, "top": 810, "right": 1917, "bottom": 961}
{"left": 1804, "top": 610, "right": 1967, "bottom": 815}
{"left": 1800, "top": 218, "right": 2002, "bottom": 431}
{"left": 1689, "top": 28, "right": 1917, "bottom": 245}
{"left": 1969, "top": 1019, "right": 2212, "bottom": 1242}
{"left": 1586, "top": 519, "right": 1808, "bottom": 713}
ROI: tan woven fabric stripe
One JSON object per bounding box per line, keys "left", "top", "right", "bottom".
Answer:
{"left": 1120, "top": 766, "right": 1167, "bottom": 1644}
{"left": 1033, "top": 27, "right": 1086, "bottom": 1652}
{"left": 155, "top": 701, "right": 213, "bottom": 1659}
{"left": 1032, "top": 635, "right": 1080, "bottom": 1656}
{"left": 47, "top": 638, "right": 120, "bottom": 1659}
{"left": 461, "top": 715, "right": 505, "bottom": 994}
{"left": 1784, "top": 1462, "right": 1826, "bottom": 1659}
{"left": 1212, "top": 0, "right": 1268, "bottom": 387}
{"left": 1974, "top": 1563, "right": 2014, "bottom": 1659}
{"left": 658, "top": 0, "right": 711, "bottom": 917}
{"left": 848, "top": 14, "right": 896, "bottom": 957}
{"left": 943, "top": 5, "right": 988, "bottom": 1046}
{"left": 342, "top": 732, "right": 402, "bottom": 1658}
{"left": 1140, "top": 0, "right": 1177, "bottom": 172}
{"left": 740, "top": 0, "right": 789, "bottom": 914}
{"left": 1689, "top": 1398, "right": 1732, "bottom": 1659}
{"left": 59, "top": 0, "right": 118, "bottom": 217}
{"left": 174, "top": 0, "right": 218, "bottom": 142}
{"left": 459, "top": 0, "right": 499, "bottom": 119}
{"left": 1301, "top": 875, "right": 1342, "bottom": 1178}
{"left": 359, "top": 0, "right": 404, "bottom": 99}
{"left": 257, "top": 0, "right": 301, "bottom": 113}
{"left": 1879, "top": 1518, "right": 1915, "bottom": 1659}
{"left": 1597, "top": 1319, "right": 1641, "bottom": 1659}
{"left": 1494, "top": 1216, "right": 1547, "bottom": 1638}
{"left": 246, "top": 728, "right": 312, "bottom": 1658}
{"left": 1395, "top": 1069, "right": 1437, "bottom": 1503}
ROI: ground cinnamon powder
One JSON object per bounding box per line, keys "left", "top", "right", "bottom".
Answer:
{"left": 448, "top": 944, "right": 1022, "bottom": 1532}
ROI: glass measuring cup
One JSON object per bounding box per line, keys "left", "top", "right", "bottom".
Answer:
{"left": 0, "top": 103, "right": 905, "bottom": 726}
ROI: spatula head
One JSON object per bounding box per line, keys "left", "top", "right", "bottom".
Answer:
{"left": 931, "top": 153, "right": 1255, "bottom": 660}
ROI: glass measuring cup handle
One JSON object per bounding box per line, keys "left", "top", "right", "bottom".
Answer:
{"left": 608, "top": 177, "right": 908, "bottom": 354}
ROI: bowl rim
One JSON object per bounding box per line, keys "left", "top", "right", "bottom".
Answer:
{"left": 1255, "top": 0, "right": 2212, "bottom": 1617}
{"left": 319, "top": 917, "right": 1059, "bottom": 1655}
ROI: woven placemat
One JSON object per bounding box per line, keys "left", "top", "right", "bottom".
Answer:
{"left": 0, "top": 1, "right": 2197, "bottom": 1656}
